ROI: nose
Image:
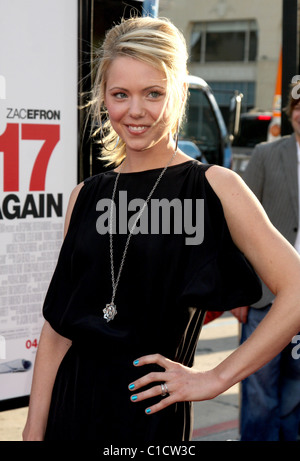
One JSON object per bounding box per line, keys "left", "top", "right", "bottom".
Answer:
{"left": 128, "top": 96, "right": 145, "bottom": 118}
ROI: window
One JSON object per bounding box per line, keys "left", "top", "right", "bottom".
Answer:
{"left": 180, "top": 88, "right": 221, "bottom": 164}
{"left": 232, "top": 113, "right": 271, "bottom": 148}
{"left": 209, "top": 81, "right": 255, "bottom": 111}
{"left": 190, "top": 20, "right": 258, "bottom": 63}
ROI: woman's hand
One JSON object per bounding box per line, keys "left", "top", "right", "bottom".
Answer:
{"left": 128, "top": 354, "right": 222, "bottom": 415}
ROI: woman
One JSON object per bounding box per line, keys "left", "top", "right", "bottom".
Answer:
{"left": 23, "top": 16, "right": 300, "bottom": 442}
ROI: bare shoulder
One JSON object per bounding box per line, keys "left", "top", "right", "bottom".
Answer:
{"left": 64, "top": 182, "right": 85, "bottom": 237}
{"left": 204, "top": 164, "right": 247, "bottom": 200}
{"left": 203, "top": 165, "right": 271, "bottom": 251}
{"left": 205, "top": 164, "right": 236, "bottom": 181}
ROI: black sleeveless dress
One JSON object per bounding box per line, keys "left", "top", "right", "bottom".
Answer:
{"left": 43, "top": 160, "right": 261, "bottom": 442}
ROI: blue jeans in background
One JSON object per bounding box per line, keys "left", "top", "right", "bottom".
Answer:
{"left": 240, "top": 304, "right": 300, "bottom": 441}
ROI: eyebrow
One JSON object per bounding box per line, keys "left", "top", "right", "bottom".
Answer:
{"left": 107, "top": 85, "right": 166, "bottom": 92}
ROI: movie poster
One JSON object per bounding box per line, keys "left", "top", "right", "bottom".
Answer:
{"left": 0, "top": 0, "right": 78, "bottom": 402}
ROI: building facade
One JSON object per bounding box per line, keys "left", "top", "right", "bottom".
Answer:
{"left": 159, "top": 0, "right": 282, "bottom": 116}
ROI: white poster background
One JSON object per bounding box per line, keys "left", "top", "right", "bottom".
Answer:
{"left": 0, "top": 0, "right": 78, "bottom": 401}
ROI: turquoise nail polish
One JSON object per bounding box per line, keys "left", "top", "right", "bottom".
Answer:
{"left": 133, "top": 359, "right": 139, "bottom": 366}
{"left": 131, "top": 395, "right": 138, "bottom": 401}
{"left": 146, "top": 408, "right": 151, "bottom": 414}
{"left": 129, "top": 383, "right": 135, "bottom": 390}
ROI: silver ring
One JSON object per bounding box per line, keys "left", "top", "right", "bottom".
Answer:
{"left": 161, "top": 382, "right": 169, "bottom": 397}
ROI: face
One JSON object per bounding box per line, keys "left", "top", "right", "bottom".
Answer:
{"left": 291, "top": 101, "right": 300, "bottom": 142}
{"left": 104, "top": 56, "right": 174, "bottom": 156}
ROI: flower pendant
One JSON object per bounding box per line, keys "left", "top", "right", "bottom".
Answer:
{"left": 103, "top": 303, "right": 117, "bottom": 322}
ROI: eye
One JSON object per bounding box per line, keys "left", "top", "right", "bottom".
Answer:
{"left": 149, "top": 91, "right": 162, "bottom": 99}
{"left": 114, "top": 92, "right": 127, "bottom": 99}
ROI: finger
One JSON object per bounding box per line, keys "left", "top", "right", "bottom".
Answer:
{"left": 130, "top": 383, "right": 168, "bottom": 403}
{"left": 144, "top": 395, "right": 176, "bottom": 415}
{"left": 133, "top": 353, "right": 174, "bottom": 370}
{"left": 128, "top": 371, "right": 168, "bottom": 391}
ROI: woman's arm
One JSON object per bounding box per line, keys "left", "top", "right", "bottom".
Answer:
{"left": 206, "top": 166, "right": 300, "bottom": 384}
{"left": 127, "top": 166, "right": 300, "bottom": 414}
{"left": 22, "top": 182, "right": 84, "bottom": 440}
{"left": 22, "top": 322, "right": 71, "bottom": 440}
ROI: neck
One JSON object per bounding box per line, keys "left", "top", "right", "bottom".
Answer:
{"left": 120, "top": 136, "right": 178, "bottom": 173}
{"left": 123, "top": 152, "right": 175, "bottom": 173}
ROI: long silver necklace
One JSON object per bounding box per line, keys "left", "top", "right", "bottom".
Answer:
{"left": 103, "top": 150, "right": 177, "bottom": 322}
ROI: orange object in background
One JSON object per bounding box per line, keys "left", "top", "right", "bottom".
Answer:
{"left": 268, "top": 49, "right": 282, "bottom": 141}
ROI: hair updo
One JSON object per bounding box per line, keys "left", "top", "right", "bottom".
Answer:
{"left": 89, "top": 16, "right": 189, "bottom": 166}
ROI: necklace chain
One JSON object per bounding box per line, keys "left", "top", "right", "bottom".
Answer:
{"left": 103, "top": 150, "right": 177, "bottom": 322}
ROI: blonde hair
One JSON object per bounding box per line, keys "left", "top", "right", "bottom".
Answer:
{"left": 89, "top": 16, "right": 188, "bottom": 166}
